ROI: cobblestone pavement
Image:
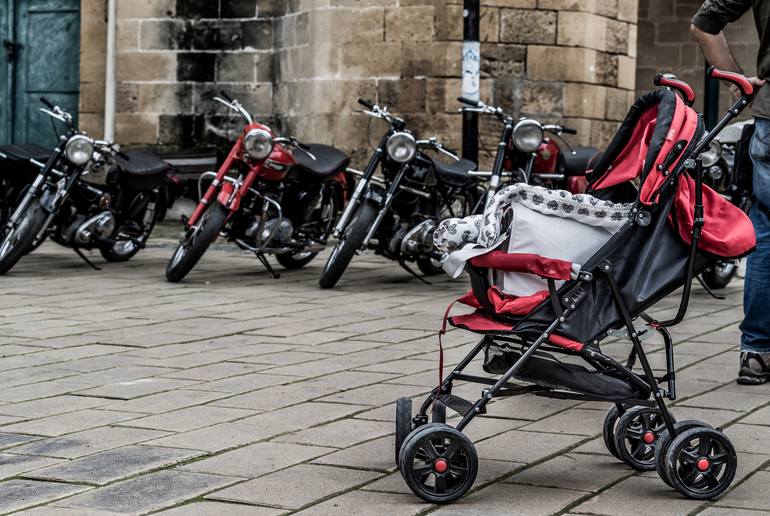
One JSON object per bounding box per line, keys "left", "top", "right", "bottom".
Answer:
{"left": 0, "top": 238, "right": 769, "bottom": 515}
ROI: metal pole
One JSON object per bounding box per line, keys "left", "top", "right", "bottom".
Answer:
{"left": 103, "top": 0, "right": 117, "bottom": 141}
{"left": 462, "top": 0, "right": 480, "bottom": 164}
{"left": 704, "top": 62, "right": 720, "bottom": 130}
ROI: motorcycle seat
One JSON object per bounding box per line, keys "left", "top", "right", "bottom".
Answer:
{"left": 0, "top": 144, "right": 51, "bottom": 163}
{"left": 557, "top": 146, "right": 602, "bottom": 176}
{"left": 430, "top": 157, "right": 477, "bottom": 186}
{"left": 116, "top": 150, "right": 170, "bottom": 191}
{"left": 294, "top": 144, "right": 350, "bottom": 178}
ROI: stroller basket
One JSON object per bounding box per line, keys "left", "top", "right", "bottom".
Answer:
{"left": 482, "top": 339, "right": 643, "bottom": 400}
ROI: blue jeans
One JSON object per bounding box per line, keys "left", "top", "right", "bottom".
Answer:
{"left": 740, "top": 118, "right": 770, "bottom": 354}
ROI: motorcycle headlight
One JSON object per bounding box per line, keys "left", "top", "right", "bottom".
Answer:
{"left": 512, "top": 119, "right": 544, "bottom": 153}
{"left": 699, "top": 140, "right": 723, "bottom": 168}
{"left": 65, "top": 135, "right": 95, "bottom": 166}
{"left": 386, "top": 132, "right": 417, "bottom": 163}
{"left": 243, "top": 128, "right": 273, "bottom": 160}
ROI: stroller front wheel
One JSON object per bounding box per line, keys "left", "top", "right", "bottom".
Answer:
{"left": 602, "top": 405, "right": 622, "bottom": 460}
{"left": 613, "top": 406, "right": 672, "bottom": 471}
{"left": 399, "top": 424, "right": 478, "bottom": 503}
{"left": 663, "top": 427, "right": 737, "bottom": 500}
{"left": 654, "top": 419, "right": 713, "bottom": 487}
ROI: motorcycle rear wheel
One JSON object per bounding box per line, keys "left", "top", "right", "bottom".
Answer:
{"left": 318, "top": 200, "right": 377, "bottom": 289}
{"left": 165, "top": 203, "right": 228, "bottom": 283}
{"left": 276, "top": 189, "right": 341, "bottom": 270}
{"left": 0, "top": 200, "right": 47, "bottom": 275}
{"left": 701, "top": 262, "right": 737, "bottom": 290}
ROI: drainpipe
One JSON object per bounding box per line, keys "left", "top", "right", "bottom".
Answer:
{"left": 461, "top": 0, "right": 480, "bottom": 164}
{"left": 103, "top": 0, "right": 117, "bottom": 141}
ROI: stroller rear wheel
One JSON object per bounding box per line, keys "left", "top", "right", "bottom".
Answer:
{"left": 654, "top": 419, "right": 713, "bottom": 487}
{"left": 602, "top": 405, "right": 622, "bottom": 460}
{"left": 398, "top": 424, "right": 478, "bottom": 503}
{"left": 613, "top": 406, "right": 672, "bottom": 471}
{"left": 663, "top": 427, "right": 737, "bottom": 500}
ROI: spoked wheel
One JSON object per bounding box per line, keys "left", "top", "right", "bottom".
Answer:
{"left": 0, "top": 200, "right": 47, "bottom": 275}
{"left": 663, "top": 427, "right": 737, "bottom": 500}
{"left": 165, "top": 204, "right": 228, "bottom": 283}
{"left": 398, "top": 424, "right": 478, "bottom": 503}
{"left": 395, "top": 397, "right": 413, "bottom": 465}
{"left": 613, "top": 406, "right": 672, "bottom": 471}
{"left": 602, "top": 405, "right": 622, "bottom": 460}
{"left": 655, "top": 419, "right": 713, "bottom": 487}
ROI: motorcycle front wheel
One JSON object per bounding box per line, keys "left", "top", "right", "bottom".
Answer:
{"left": 701, "top": 261, "right": 737, "bottom": 290}
{"left": 0, "top": 200, "right": 48, "bottom": 275}
{"left": 165, "top": 203, "right": 228, "bottom": 283}
{"left": 318, "top": 200, "right": 377, "bottom": 289}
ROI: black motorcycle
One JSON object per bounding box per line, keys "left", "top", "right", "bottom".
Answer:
{"left": 0, "top": 144, "right": 49, "bottom": 232}
{"left": 698, "top": 120, "right": 754, "bottom": 290}
{"left": 0, "top": 98, "right": 177, "bottom": 275}
{"left": 318, "top": 99, "right": 484, "bottom": 289}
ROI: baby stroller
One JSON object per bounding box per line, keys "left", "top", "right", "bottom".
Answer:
{"left": 394, "top": 68, "right": 757, "bottom": 503}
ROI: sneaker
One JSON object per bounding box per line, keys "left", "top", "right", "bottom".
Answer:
{"left": 737, "top": 352, "right": 770, "bottom": 385}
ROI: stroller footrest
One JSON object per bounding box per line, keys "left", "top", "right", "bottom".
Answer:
{"left": 438, "top": 394, "right": 476, "bottom": 416}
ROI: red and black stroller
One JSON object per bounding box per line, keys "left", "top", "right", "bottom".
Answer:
{"left": 395, "top": 68, "right": 757, "bottom": 503}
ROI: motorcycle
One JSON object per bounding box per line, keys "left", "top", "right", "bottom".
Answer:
{"left": 0, "top": 98, "right": 177, "bottom": 275}
{"left": 697, "top": 120, "right": 754, "bottom": 290}
{"left": 0, "top": 144, "right": 50, "bottom": 231}
{"left": 318, "top": 98, "right": 484, "bottom": 289}
{"left": 457, "top": 97, "right": 599, "bottom": 201}
{"left": 165, "top": 92, "right": 351, "bottom": 282}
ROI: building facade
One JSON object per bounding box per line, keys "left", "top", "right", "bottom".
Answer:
{"left": 1, "top": 0, "right": 760, "bottom": 166}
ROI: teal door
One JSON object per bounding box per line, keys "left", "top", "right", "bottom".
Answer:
{"left": 0, "top": 0, "right": 80, "bottom": 146}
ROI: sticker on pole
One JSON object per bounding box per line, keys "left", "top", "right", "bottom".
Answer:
{"left": 462, "top": 41, "right": 480, "bottom": 101}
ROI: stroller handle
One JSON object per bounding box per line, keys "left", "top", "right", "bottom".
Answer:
{"left": 708, "top": 66, "right": 755, "bottom": 98}
{"left": 654, "top": 74, "right": 696, "bottom": 106}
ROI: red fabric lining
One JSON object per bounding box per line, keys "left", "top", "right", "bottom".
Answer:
{"left": 457, "top": 289, "right": 482, "bottom": 309}
{"left": 548, "top": 334, "right": 585, "bottom": 352}
{"left": 469, "top": 251, "right": 573, "bottom": 280}
{"left": 448, "top": 313, "right": 514, "bottom": 332}
{"left": 487, "top": 288, "right": 549, "bottom": 315}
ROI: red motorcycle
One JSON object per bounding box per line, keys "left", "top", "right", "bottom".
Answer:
{"left": 165, "top": 92, "right": 351, "bottom": 282}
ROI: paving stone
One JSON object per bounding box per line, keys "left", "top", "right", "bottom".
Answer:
{"left": 699, "top": 508, "right": 770, "bottom": 516}
{"left": 207, "top": 463, "right": 381, "bottom": 509}
{"left": 11, "top": 426, "right": 170, "bottom": 459}
{"left": 56, "top": 470, "right": 242, "bottom": 514}
{"left": 506, "top": 453, "right": 632, "bottom": 492}
{"left": 155, "top": 501, "right": 284, "bottom": 515}
{"left": 274, "top": 418, "right": 393, "bottom": 448}
{"left": 0, "top": 409, "right": 140, "bottom": 437}
{"left": 724, "top": 423, "right": 770, "bottom": 454}
{"left": 75, "top": 377, "right": 201, "bottom": 399}
{"left": 678, "top": 388, "right": 769, "bottom": 413}
{"left": 25, "top": 445, "right": 203, "bottom": 485}
{"left": 183, "top": 441, "right": 334, "bottom": 478}
{"left": 118, "top": 405, "right": 255, "bottom": 432}
{"left": 572, "top": 475, "right": 706, "bottom": 515}
{"left": 17, "top": 506, "right": 120, "bottom": 515}
{"left": 432, "top": 483, "right": 586, "bottom": 515}
{"left": 519, "top": 408, "right": 606, "bottom": 436}
{"left": 106, "top": 389, "right": 230, "bottom": 414}
{"left": 0, "top": 432, "right": 39, "bottom": 450}
{"left": 0, "top": 453, "right": 62, "bottom": 480}
{"left": 161, "top": 362, "right": 267, "bottom": 381}
{"left": 0, "top": 395, "right": 109, "bottom": 418}
{"left": 0, "top": 479, "right": 88, "bottom": 513}
{"left": 475, "top": 430, "right": 586, "bottom": 463}
{"left": 293, "top": 491, "right": 425, "bottom": 516}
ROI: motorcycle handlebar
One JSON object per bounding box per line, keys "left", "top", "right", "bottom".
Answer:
{"left": 40, "top": 97, "right": 55, "bottom": 110}
{"left": 560, "top": 126, "right": 577, "bottom": 135}
{"left": 219, "top": 90, "right": 234, "bottom": 103}
{"left": 358, "top": 98, "right": 375, "bottom": 110}
{"left": 654, "top": 73, "right": 696, "bottom": 106}
{"left": 457, "top": 96, "right": 480, "bottom": 108}
{"left": 707, "top": 66, "right": 755, "bottom": 98}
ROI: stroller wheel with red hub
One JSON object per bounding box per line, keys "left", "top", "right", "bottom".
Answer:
{"left": 602, "top": 405, "right": 622, "bottom": 460}
{"left": 613, "top": 406, "right": 672, "bottom": 470}
{"left": 655, "top": 420, "right": 713, "bottom": 487}
{"left": 663, "top": 427, "right": 737, "bottom": 500}
{"left": 398, "top": 424, "right": 478, "bottom": 503}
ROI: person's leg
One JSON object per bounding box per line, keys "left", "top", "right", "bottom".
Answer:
{"left": 739, "top": 117, "right": 770, "bottom": 384}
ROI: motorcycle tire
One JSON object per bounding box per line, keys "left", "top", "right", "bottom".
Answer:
{"left": 416, "top": 257, "right": 444, "bottom": 276}
{"left": 100, "top": 216, "right": 157, "bottom": 264}
{"left": 0, "top": 200, "right": 47, "bottom": 275}
{"left": 701, "top": 262, "right": 737, "bottom": 290}
{"left": 318, "top": 200, "right": 377, "bottom": 289}
{"left": 165, "top": 203, "right": 228, "bottom": 283}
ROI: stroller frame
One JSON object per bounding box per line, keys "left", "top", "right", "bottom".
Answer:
{"left": 398, "top": 69, "right": 754, "bottom": 504}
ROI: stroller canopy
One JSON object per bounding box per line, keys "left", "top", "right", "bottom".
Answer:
{"left": 588, "top": 90, "right": 755, "bottom": 259}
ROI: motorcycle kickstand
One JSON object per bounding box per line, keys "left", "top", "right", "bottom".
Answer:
{"left": 399, "top": 260, "right": 430, "bottom": 285}
{"left": 256, "top": 252, "right": 280, "bottom": 279}
{"left": 73, "top": 248, "right": 101, "bottom": 271}
{"left": 696, "top": 275, "right": 726, "bottom": 300}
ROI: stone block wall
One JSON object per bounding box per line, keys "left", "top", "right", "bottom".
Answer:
{"left": 636, "top": 0, "right": 758, "bottom": 115}
{"left": 79, "top": 0, "right": 639, "bottom": 164}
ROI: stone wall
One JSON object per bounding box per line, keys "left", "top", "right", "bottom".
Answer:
{"left": 79, "top": 0, "right": 640, "bottom": 164}
{"left": 636, "top": 0, "right": 758, "bottom": 114}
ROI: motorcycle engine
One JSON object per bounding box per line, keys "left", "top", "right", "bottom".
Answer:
{"left": 400, "top": 220, "right": 437, "bottom": 260}
{"left": 65, "top": 211, "right": 116, "bottom": 246}
{"left": 244, "top": 217, "right": 294, "bottom": 246}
